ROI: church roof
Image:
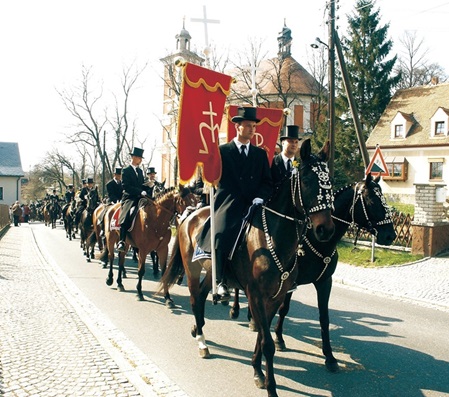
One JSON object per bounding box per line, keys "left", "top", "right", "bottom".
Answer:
{"left": 0, "top": 142, "right": 24, "bottom": 177}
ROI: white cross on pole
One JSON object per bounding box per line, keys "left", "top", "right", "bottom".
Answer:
{"left": 191, "top": 5, "right": 220, "bottom": 67}
{"left": 243, "top": 59, "right": 261, "bottom": 106}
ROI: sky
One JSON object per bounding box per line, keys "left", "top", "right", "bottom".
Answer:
{"left": 1, "top": 0, "right": 449, "bottom": 172}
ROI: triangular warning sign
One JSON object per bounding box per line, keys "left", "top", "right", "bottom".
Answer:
{"left": 366, "top": 146, "right": 390, "bottom": 177}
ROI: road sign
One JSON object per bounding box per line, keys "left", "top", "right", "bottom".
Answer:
{"left": 365, "top": 145, "right": 390, "bottom": 176}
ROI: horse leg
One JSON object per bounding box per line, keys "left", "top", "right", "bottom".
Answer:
{"left": 136, "top": 249, "right": 148, "bottom": 301}
{"left": 116, "top": 251, "right": 126, "bottom": 292}
{"left": 229, "top": 288, "right": 240, "bottom": 319}
{"left": 105, "top": 238, "right": 115, "bottom": 287}
{"left": 189, "top": 275, "right": 211, "bottom": 358}
{"left": 248, "top": 296, "right": 278, "bottom": 397}
{"left": 151, "top": 251, "right": 159, "bottom": 276}
{"left": 274, "top": 292, "right": 293, "bottom": 351}
{"left": 315, "top": 277, "right": 339, "bottom": 372}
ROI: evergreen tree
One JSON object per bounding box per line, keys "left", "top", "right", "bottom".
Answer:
{"left": 342, "top": 0, "right": 400, "bottom": 131}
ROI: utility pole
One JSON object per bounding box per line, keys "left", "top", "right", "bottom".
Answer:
{"left": 328, "top": 0, "right": 336, "bottom": 178}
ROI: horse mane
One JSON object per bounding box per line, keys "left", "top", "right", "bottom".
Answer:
{"left": 333, "top": 183, "right": 356, "bottom": 201}
{"left": 154, "top": 186, "right": 177, "bottom": 204}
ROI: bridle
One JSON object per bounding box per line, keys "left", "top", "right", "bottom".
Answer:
{"left": 262, "top": 158, "right": 334, "bottom": 298}
{"left": 332, "top": 181, "right": 393, "bottom": 238}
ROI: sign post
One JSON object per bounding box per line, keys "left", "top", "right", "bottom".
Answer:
{"left": 365, "top": 145, "right": 389, "bottom": 177}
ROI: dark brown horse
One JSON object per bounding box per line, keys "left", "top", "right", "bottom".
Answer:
{"left": 104, "top": 185, "right": 197, "bottom": 300}
{"left": 158, "top": 139, "right": 335, "bottom": 397}
{"left": 62, "top": 200, "right": 77, "bottom": 240}
{"left": 231, "top": 173, "right": 397, "bottom": 373}
{"left": 79, "top": 187, "right": 100, "bottom": 261}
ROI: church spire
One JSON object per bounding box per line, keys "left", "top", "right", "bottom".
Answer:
{"left": 176, "top": 16, "right": 192, "bottom": 52}
{"left": 277, "top": 19, "right": 292, "bottom": 59}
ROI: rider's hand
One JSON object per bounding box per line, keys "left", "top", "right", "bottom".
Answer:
{"left": 252, "top": 197, "right": 263, "bottom": 205}
{"left": 141, "top": 191, "right": 147, "bottom": 196}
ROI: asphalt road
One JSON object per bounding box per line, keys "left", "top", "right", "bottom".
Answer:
{"left": 27, "top": 222, "right": 449, "bottom": 396}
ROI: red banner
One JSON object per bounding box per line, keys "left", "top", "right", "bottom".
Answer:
{"left": 227, "top": 105, "right": 284, "bottom": 165}
{"left": 177, "top": 63, "right": 233, "bottom": 186}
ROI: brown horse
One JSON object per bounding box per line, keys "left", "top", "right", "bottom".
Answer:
{"left": 158, "top": 139, "right": 335, "bottom": 397}
{"left": 231, "top": 173, "right": 397, "bottom": 373}
{"left": 104, "top": 185, "right": 197, "bottom": 300}
{"left": 79, "top": 187, "right": 100, "bottom": 261}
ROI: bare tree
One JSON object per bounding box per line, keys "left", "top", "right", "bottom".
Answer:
{"left": 396, "top": 31, "right": 447, "bottom": 88}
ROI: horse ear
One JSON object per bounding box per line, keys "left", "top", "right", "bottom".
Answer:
{"left": 300, "top": 138, "right": 311, "bottom": 161}
{"left": 374, "top": 174, "right": 381, "bottom": 184}
{"left": 365, "top": 172, "right": 373, "bottom": 186}
{"left": 318, "top": 140, "right": 331, "bottom": 162}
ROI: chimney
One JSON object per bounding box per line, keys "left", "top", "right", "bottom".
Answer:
{"left": 431, "top": 76, "right": 439, "bottom": 85}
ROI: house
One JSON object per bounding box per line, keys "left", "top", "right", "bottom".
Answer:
{"left": 0, "top": 142, "right": 25, "bottom": 205}
{"left": 366, "top": 81, "right": 449, "bottom": 204}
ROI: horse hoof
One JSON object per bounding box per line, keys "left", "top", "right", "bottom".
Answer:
{"left": 220, "top": 300, "right": 229, "bottom": 306}
{"left": 229, "top": 308, "right": 240, "bottom": 319}
{"left": 199, "top": 348, "right": 210, "bottom": 359}
{"left": 253, "top": 375, "right": 266, "bottom": 389}
{"left": 165, "top": 299, "right": 175, "bottom": 309}
{"left": 249, "top": 320, "right": 259, "bottom": 332}
{"left": 191, "top": 325, "right": 197, "bottom": 338}
{"left": 275, "top": 340, "right": 286, "bottom": 351}
{"left": 122, "top": 272, "right": 127, "bottom": 279}
{"left": 106, "top": 278, "right": 113, "bottom": 286}
{"left": 136, "top": 294, "right": 145, "bottom": 301}
{"left": 102, "top": 263, "right": 108, "bottom": 269}
{"left": 86, "top": 258, "right": 91, "bottom": 263}
{"left": 118, "top": 285, "right": 125, "bottom": 292}
{"left": 326, "top": 361, "right": 340, "bottom": 373}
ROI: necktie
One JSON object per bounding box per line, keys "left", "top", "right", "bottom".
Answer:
{"left": 240, "top": 145, "right": 246, "bottom": 157}
{"left": 287, "top": 159, "right": 292, "bottom": 172}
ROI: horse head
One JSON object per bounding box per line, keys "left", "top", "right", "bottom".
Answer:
{"left": 86, "top": 186, "right": 99, "bottom": 213}
{"left": 293, "top": 139, "right": 335, "bottom": 242}
{"left": 175, "top": 183, "right": 199, "bottom": 214}
{"left": 352, "top": 173, "right": 396, "bottom": 246}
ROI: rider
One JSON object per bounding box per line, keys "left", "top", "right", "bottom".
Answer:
{"left": 75, "top": 178, "right": 94, "bottom": 225}
{"left": 116, "top": 147, "right": 147, "bottom": 253}
{"left": 143, "top": 167, "right": 159, "bottom": 199}
{"left": 106, "top": 167, "right": 123, "bottom": 204}
{"left": 196, "top": 106, "right": 273, "bottom": 301}
{"left": 271, "top": 125, "right": 302, "bottom": 186}
{"left": 65, "top": 184, "right": 76, "bottom": 204}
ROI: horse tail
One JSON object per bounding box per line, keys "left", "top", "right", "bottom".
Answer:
{"left": 156, "top": 237, "right": 184, "bottom": 295}
{"left": 86, "top": 231, "right": 97, "bottom": 246}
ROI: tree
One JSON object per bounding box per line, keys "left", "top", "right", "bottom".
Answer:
{"left": 395, "top": 31, "right": 448, "bottom": 89}
{"left": 341, "top": 0, "right": 401, "bottom": 132}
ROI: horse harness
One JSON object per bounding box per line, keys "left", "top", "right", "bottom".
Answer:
{"left": 262, "top": 161, "right": 334, "bottom": 298}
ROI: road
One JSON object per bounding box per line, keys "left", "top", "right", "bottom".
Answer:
{"left": 31, "top": 221, "right": 449, "bottom": 397}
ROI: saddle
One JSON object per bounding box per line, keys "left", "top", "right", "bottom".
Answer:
{"left": 110, "top": 198, "right": 150, "bottom": 232}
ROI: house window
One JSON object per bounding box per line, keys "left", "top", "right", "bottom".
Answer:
{"left": 394, "top": 124, "right": 404, "bottom": 138}
{"left": 430, "top": 161, "right": 443, "bottom": 180}
{"left": 435, "top": 121, "right": 445, "bottom": 136}
{"left": 0, "top": 187, "right": 3, "bottom": 200}
{"left": 383, "top": 157, "right": 408, "bottom": 181}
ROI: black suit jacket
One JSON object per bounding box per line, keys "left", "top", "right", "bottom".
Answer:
{"left": 106, "top": 178, "right": 123, "bottom": 203}
{"left": 119, "top": 165, "right": 145, "bottom": 224}
{"left": 271, "top": 154, "right": 295, "bottom": 187}
{"left": 198, "top": 140, "right": 273, "bottom": 253}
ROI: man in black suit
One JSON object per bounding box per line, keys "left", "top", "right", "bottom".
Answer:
{"left": 271, "top": 125, "right": 302, "bottom": 186}
{"left": 116, "top": 148, "right": 147, "bottom": 252}
{"left": 197, "top": 106, "right": 273, "bottom": 301}
{"left": 106, "top": 167, "right": 123, "bottom": 203}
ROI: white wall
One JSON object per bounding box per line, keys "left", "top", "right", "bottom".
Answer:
{"left": 0, "top": 176, "right": 22, "bottom": 206}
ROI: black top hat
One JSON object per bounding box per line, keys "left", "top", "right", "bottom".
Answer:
{"left": 280, "top": 125, "right": 301, "bottom": 141}
{"left": 68, "top": 184, "right": 73, "bottom": 188}
{"left": 82, "top": 179, "right": 87, "bottom": 184}
{"left": 87, "top": 177, "right": 94, "bottom": 184}
{"left": 146, "top": 167, "right": 157, "bottom": 174}
{"left": 130, "top": 147, "right": 144, "bottom": 158}
{"left": 114, "top": 167, "right": 122, "bottom": 175}
{"left": 231, "top": 107, "right": 261, "bottom": 123}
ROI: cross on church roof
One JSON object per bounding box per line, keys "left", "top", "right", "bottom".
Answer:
{"left": 191, "top": 5, "right": 219, "bottom": 49}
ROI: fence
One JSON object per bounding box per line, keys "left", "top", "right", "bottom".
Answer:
{"left": 344, "top": 209, "right": 413, "bottom": 249}
{"left": 0, "top": 204, "right": 11, "bottom": 237}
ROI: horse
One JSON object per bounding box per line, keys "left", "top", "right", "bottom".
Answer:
{"left": 62, "top": 200, "right": 77, "bottom": 240}
{"left": 79, "top": 186, "right": 100, "bottom": 261}
{"left": 43, "top": 200, "right": 61, "bottom": 229}
{"left": 104, "top": 184, "right": 197, "bottom": 300}
{"left": 158, "top": 139, "right": 335, "bottom": 397}
{"left": 232, "top": 173, "right": 397, "bottom": 373}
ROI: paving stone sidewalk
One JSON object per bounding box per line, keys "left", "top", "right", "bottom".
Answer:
{"left": 0, "top": 224, "right": 189, "bottom": 397}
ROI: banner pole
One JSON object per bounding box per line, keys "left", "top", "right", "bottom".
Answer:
{"left": 209, "top": 186, "right": 217, "bottom": 298}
